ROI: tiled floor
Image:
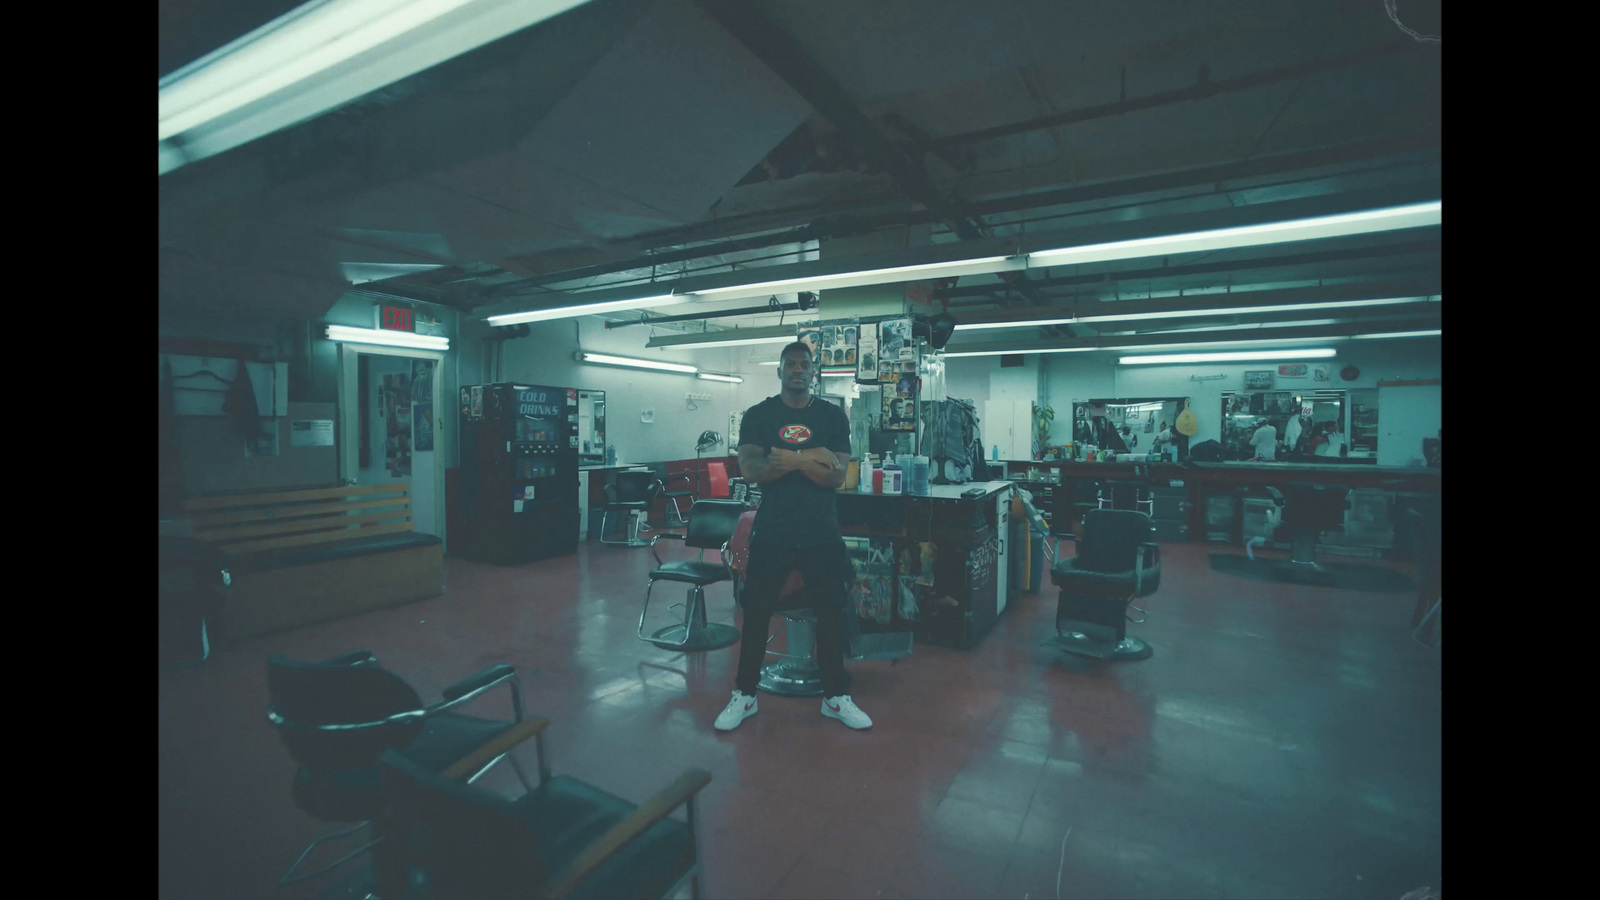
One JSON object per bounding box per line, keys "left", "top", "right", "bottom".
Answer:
{"left": 158, "top": 538, "right": 1442, "bottom": 900}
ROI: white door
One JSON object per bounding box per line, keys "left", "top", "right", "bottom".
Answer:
{"left": 338, "top": 344, "right": 446, "bottom": 540}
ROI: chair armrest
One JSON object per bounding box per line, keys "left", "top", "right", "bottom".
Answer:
{"left": 664, "top": 473, "right": 692, "bottom": 490}
{"left": 651, "top": 532, "right": 685, "bottom": 566}
{"left": 545, "top": 768, "right": 714, "bottom": 900}
{"left": 428, "top": 666, "right": 524, "bottom": 721}
{"left": 442, "top": 664, "right": 515, "bottom": 702}
{"left": 440, "top": 715, "right": 552, "bottom": 781}
{"left": 321, "top": 649, "right": 377, "bottom": 667}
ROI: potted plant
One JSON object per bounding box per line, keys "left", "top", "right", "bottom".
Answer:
{"left": 1032, "top": 402, "right": 1055, "bottom": 458}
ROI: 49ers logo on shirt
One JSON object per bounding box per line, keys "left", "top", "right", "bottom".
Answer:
{"left": 779, "top": 424, "right": 812, "bottom": 443}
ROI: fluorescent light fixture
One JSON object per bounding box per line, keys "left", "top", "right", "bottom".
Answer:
{"left": 488, "top": 295, "right": 678, "bottom": 327}
{"left": 1029, "top": 201, "right": 1441, "bottom": 267}
{"left": 952, "top": 296, "right": 1440, "bottom": 331}
{"left": 1349, "top": 329, "right": 1442, "bottom": 340}
{"left": 943, "top": 347, "right": 1100, "bottom": 358}
{"left": 575, "top": 351, "right": 696, "bottom": 374}
{"left": 340, "top": 262, "right": 445, "bottom": 284}
{"left": 683, "top": 256, "right": 1022, "bottom": 302}
{"left": 160, "top": 0, "right": 590, "bottom": 174}
{"left": 326, "top": 324, "right": 449, "bottom": 351}
{"left": 1118, "top": 349, "right": 1338, "bottom": 365}
{"left": 663, "top": 334, "right": 795, "bottom": 349}
{"left": 696, "top": 372, "right": 744, "bottom": 383}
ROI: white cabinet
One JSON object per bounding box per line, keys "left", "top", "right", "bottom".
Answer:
{"left": 984, "top": 400, "right": 1034, "bottom": 460}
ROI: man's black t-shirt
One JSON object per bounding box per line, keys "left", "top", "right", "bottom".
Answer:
{"left": 739, "top": 395, "right": 851, "bottom": 548}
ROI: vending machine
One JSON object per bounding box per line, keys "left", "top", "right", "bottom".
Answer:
{"left": 455, "top": 383, "right": 580, "bottom": 564}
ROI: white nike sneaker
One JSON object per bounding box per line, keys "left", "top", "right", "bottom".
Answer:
{"left": 821, "top": 694, "right": 872, "bottom": 730}
{"left": 714, "top": 690, "right": 758, "bottom": 731}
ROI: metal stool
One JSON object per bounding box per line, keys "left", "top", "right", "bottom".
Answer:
{"left": 759, "top": 610, "right": 825, "bottom": 696}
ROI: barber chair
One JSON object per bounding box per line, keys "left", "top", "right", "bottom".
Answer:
{"left": 1049, "top": 509, "right": 1161, "bottom": 661}
{"left": 601, "top": 472, "right": 661, "bottom": 547}
{"left": 264, "top": 651, "right": 537, "bottom": 893}
{"left": 646, "top": 463, "right": 695, "bottom": 531}
{"left": 637, "top": 500, "right": 743, "bottom": 652}
{"left": 1276, "top": 483, "right": 1350, "bottom": 581}
{"left": 726, "top": 511, "right": 891, "bottom": 697}
{"left": 375, "top": 724, "right": 711, "bottom": 900}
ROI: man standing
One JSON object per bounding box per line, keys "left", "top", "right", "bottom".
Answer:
{"left": 715, "top": 341, "right": 872, "bottom": 732}
{"left": 1250, "top": 418, "right": 1279, "bottom": 461}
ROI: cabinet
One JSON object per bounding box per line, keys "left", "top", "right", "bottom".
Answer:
{"left": 984, "top": 401, "right": 1035, "bottom": 461}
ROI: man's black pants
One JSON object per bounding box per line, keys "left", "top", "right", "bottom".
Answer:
{"left": 735, "top": 540, "right": 852, "bottom": 698}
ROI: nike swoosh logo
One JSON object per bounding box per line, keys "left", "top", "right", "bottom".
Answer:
{"left": 827, "top": 703, "right": 840, "bottom": 711}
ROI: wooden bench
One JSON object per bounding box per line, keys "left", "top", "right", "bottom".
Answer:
{"left": 184, "top": 484, "right": 444, "bottom": 641}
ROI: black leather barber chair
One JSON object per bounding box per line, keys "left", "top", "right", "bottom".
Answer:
{"left": 375, "top": 726, "right": 711, "bottom": 900}
{"left": 1277, "top": 483, "right": 1350, "bottom": 580}
{"left": 647, "top": 462, "right": 695, "bottom": 531}
{"left": 1049, "top": 510, "right": 1160, "bottom": 661}
{"left": 601, "top": 471, "right": 661, "bottom": 547}
{"left": 637, "top": 500, "right": 743, "bottom": 652}
{"left": 265, "top": 651, "right": 538, "bottom": 893}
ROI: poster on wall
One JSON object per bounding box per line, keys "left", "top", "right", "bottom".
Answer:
{"left": 856, "top": 323, "right": 879, "bottom": 382}
{"left": 1244, "top": 370, "right": 1274, "bottom": 389}
{"left": 1311, "top": 364, "right": 1331, "bottom": 383}
{"left": 796, "top": 325, "right": 822, "bottom": 372}
{"left": 384, "top": 373, "right": 413, "bottom": 477}
{"left": 1277, "top": 363, "right": 1309, "bottom": 379}
{"left": 820, "top": 321, "right": 858, "bottom": 373}
{"left": 412, "top": 360, "right": 435, "bottom": 452}
{"left": 880, "top": 373, "right": 918, "bottom": 431}
{"left": 470, "top": 385, "right": 483, "bottom": 419}
{"left": 879, "top": 318, "right": 913, "bottom": 362}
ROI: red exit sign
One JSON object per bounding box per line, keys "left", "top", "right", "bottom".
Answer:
{"left": 378, "top": 306, "right": 415, "bottom": 332}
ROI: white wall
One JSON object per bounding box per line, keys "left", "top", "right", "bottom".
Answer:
{"left": 489, "top": 319, "right": 751, "bottom": 463}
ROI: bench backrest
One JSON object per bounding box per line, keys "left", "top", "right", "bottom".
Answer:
{"left": 185, "top": 484, "right": 414, "bottom": 556}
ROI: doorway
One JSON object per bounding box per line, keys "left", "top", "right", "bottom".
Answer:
{"left": 338, "top": 344, "right": 446, "bottom": 541}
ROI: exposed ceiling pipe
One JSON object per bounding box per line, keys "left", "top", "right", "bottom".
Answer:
{"left": 927, "top": 41, "right": 1421, "bottom": 149}
{"left": 603, "top": 293, "right": 816, "bottom": 328}
{"left": 467, "top": 136, "right": 1437, "bottom": 299}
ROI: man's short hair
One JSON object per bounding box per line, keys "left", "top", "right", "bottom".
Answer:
{"left": 779, "top": 341, "right": 813, "bottom": 363}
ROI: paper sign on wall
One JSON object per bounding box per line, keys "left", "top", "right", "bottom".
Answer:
{"left": 290, "top": 419, "right": 335, "bottom": 447}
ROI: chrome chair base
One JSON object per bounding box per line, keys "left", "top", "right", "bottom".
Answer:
{"left": 640, "top": 584, "right": 740, "bottom": 652}
{"left": 600, "top": 509, "right": 652, "bottom": 547}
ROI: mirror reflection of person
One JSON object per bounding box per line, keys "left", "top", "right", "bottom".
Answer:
{"left": 1250, "top": 419, "right": 1278, "bottom": 461}
{"left": 1312, "top": 421, "right": 1346, "bottom": 458}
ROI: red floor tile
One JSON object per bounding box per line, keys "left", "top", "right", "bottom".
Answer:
{"left": 159, "top": 539, "right": 1441, "bottom": 900}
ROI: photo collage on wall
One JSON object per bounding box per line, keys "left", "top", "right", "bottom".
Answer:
{"left": 819, "top": 323, "right": 858, "bottom": 374}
